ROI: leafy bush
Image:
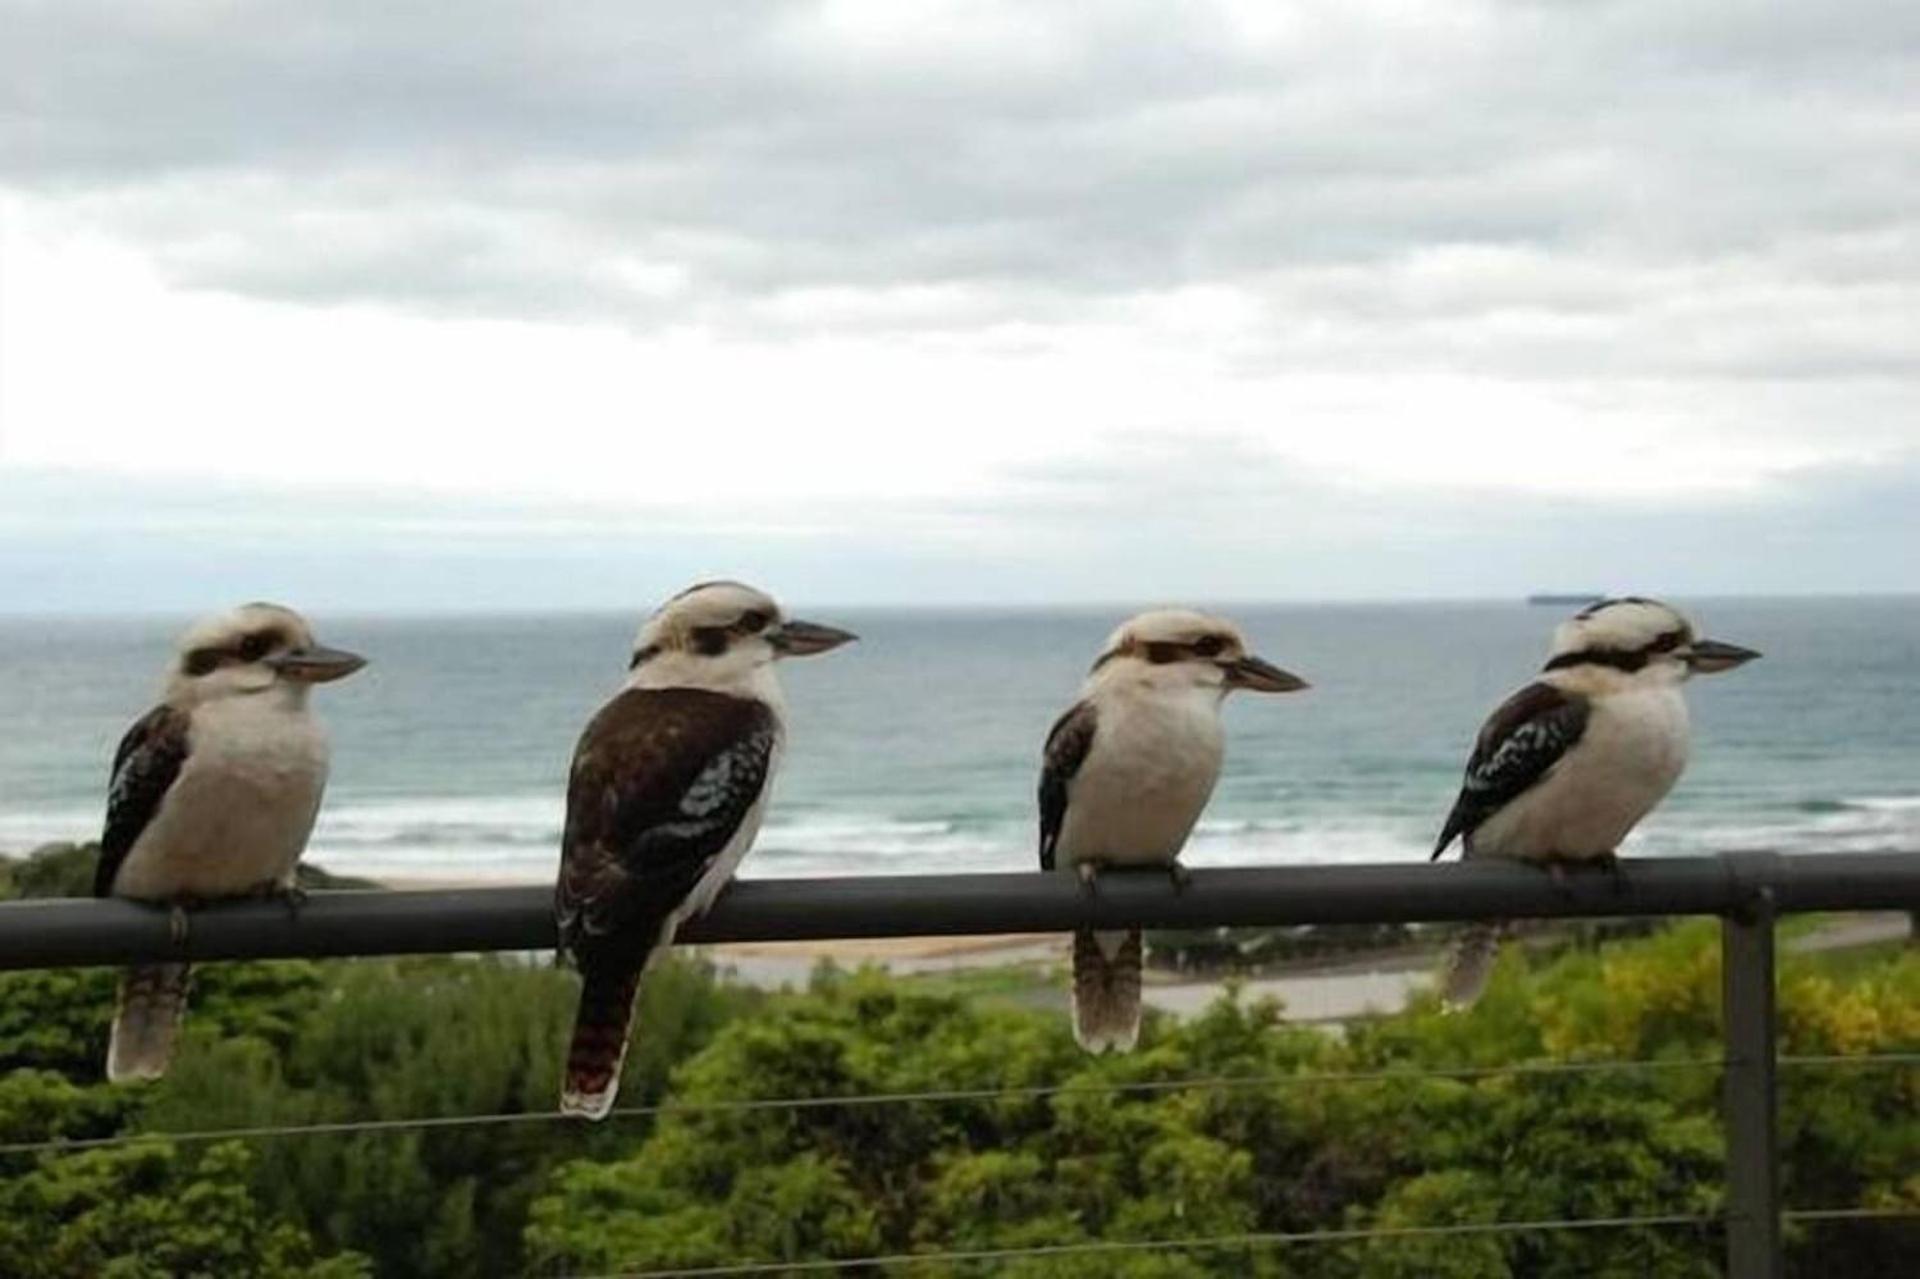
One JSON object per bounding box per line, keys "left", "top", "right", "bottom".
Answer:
{"left": 1, "top": 845, "right": 757, "bottom": 1277}
{"left": 3, "top": 836, "right": 1912, "bottom": 1277}
{"left": 527, "top": 926, "right": 1919, "bottom": 1278}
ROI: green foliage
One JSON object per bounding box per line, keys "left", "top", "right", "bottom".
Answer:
{"left": 0, "top": 842, "right": 100, "bottom": 901}
{"left": 1, "top": 849, "right": 756, "bottom": 1279}
{"left": 0, "top": 841, "right": 377, "bottom": 901}
{"left": 138, "top": 954, "right": 755, "bottom": 1277}
{"left": 0, "top": 1139, "right": 370, "bottom": 1278}
{"left": 0, "top": 967, "right": 120, "bottom": 1078}
{"left": 528, "top": 927, "right": 1919, "bottom": 1278}
{"left": 4, "top": 831, "right": 1914, "bottom": 1279}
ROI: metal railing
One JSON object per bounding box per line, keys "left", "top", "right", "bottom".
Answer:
{"left": 3, "top": 850, "right": 1917, "bottom": 1278}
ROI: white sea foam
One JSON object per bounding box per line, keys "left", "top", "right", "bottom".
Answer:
{"left": 9, "top": 791, "right": 1917, "bottom": 884}
{"left": 1849, "top": 795, "right": 1920, "bottom": 813}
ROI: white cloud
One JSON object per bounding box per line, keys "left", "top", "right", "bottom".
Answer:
{"left": 1, "top": 0, "right": 1916, "bottom": 608}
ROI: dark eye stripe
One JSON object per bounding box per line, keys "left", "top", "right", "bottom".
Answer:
{"left": 1646, "top": 629, "right": 1686, "bottom": 654}
{"left": 692, "top": 627, "right": 729, "bottom": 657}
{"left": 183, "top": 648, "right": 223, "bottom": 676}
{"left": 736, "top": 610, "right": 770, "bottom": 634}
{"left": 1143, "top": 641, "right": 1180, "bottom": 664}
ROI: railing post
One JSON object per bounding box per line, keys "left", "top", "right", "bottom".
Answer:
{"left": 1721, "top": 877, "right": 1782, "bottom": 1279}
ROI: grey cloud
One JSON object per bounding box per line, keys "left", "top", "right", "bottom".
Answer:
{"left": 2, "top": 0, "right": 1917, "bottom": 481}
{"left": 8, "top": 3, "right": 1916, "bottom": 303}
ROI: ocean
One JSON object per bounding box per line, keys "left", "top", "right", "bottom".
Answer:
{"left": 2, "top": 598, "right": 1916, "bottom": 883}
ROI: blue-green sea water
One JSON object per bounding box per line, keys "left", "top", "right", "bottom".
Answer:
{"left": 2, "top": 599, "right": 1916, "bottom": 882}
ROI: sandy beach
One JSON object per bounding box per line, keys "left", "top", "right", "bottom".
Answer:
{"left": 697, "top": 932, "right": 1441, "bottom": 1024}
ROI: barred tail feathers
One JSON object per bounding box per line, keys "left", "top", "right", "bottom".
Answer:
{"left": 1071, "top": 927, "right": 1143, "bottom": 1053}
{"left": 108, "top": 963, "right": 191, "bottom": 1083}
{"left": 561, "top": 965, "right": 644, "bottom": 1120}
{"left": 1441, "top": 922, "right": 1503, "bottom": 1009}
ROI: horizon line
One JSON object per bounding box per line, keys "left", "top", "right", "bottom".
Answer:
{"left": 2, "top": 589, "right": 1916, "bottom": 623}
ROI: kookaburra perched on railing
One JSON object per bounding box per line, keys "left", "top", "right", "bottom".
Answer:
{"left": 1431, "top": 597, "right": 1759, "bottom": 1006}
{"left": 1039, "top": 610, "right": 1308, "bottom": 1052}
{"left": 95, "top": 603, "right": 366, "bottom": 1082}
{"left": 555, "top": 581, "right": 855, "bottom": 1119}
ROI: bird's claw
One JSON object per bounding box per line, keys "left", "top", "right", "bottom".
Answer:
{"left": 1076, "top": 862, "right": 1102, "bottom": 897}
{"left": 168, "top": 902, "right": 191, "bottom": 946}
{"left": 256, "top": 879, "right": 307, "bottom": 919}
{"left": 1167, "top": 863, "right": 1193, "bottom": 894}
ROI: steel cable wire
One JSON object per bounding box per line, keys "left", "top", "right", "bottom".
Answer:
{"left": 567, "top": 1213, "right": 1725, "bottom": 1278}
{"left": 2, "top": 1051, "right": 1910, "bottom": 1159}
{"left": 575, "top": 1202, "right": 1920, "bottom": 1277}
{"left": 0, "top": 1055, "right": 1729, "bottom": 1157}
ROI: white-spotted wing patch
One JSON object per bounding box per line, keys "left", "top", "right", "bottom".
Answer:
{"left": 1433, "top": 682, "right": 1590, "bottom": 859}
{"left": 1467, "top": 712, "right": 1584, "bottom": 798}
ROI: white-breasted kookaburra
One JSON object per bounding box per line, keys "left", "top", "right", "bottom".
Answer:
{"left": 95, "top": 603, "right": 365, "bottom": 1082}
{"left": 555, "top": 581, "right": 855, "bottom": 1118}
{"left": 1431, "top": 597, "right": 1759, "bottom": 1005}
{"left": 1039, "top": 609, "right": 1307, "bottom": 1052}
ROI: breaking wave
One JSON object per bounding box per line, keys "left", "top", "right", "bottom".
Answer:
{"left": 6, "top": 792, "right": 1916, "bottom": 886}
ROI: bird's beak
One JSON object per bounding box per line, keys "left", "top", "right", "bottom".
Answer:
{"left": 769, "top": 618, "right": 858, "bottom": 658}
{"left": 1682, "top": 638, "right": 1760, "bottom": 675}
{"left": 268, "top": 644, "right": 368, "bottom": 683}
{"left": 1223, "top": 654, "right": 1309, "bottom": 693}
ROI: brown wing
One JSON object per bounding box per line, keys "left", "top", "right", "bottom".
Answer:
{"left": 1038, "top": 700, "right": 1098, "bottom": 872}
{"left": 95, "top": 705, "right": 191, "bottom": 897}
{"left": 1431, "top": 681, "right": 1590, "bottom": 859}
{"left": 555, "top": 688, "right": 778, "bottom": 966}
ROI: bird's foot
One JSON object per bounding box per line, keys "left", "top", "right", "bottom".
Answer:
{"left": 254, "top": 879, "right": 307, "bottom": 919}
{"left": 1543, "top": 857, "right": 1575, "bottom": 897}
{"left": 1594, "top": 850, "right": 1629, "bottom": 895}
{"left": 1077, "top": 862, "right": 1103, "bottom": 897}
{"left": 1167, "top": 863, "right": 1193, "bottom": 895}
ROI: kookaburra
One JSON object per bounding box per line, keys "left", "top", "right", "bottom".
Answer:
{"left": 1039, "top": 610, "right": 1307, "bottom": 1052}
{"left": 1431, "top": 597, "right": 1759, "bottom": 1005}
{"left": 555, "top": 581, "right": 855, "bottom": 1119}
{"left": 95, "top": 603, "right": 366, "bottom": 1082}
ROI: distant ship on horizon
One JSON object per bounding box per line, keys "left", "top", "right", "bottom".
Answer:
{"left": 1527, "top": 592, "right": 1607, "bottom": 607}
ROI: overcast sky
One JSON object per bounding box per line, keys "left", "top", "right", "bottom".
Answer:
{"left": 2, "top": 0, "right": 1915, "bottom": 613}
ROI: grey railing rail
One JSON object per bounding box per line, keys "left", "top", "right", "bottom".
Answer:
{"left": 4, "top": 851, "right": 1917, "bottom": 969}
{"left": 3, "top": 850, "right": 1918, "bottom": 1279}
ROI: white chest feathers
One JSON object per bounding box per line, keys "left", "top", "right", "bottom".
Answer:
{"left": 112, "top": 698, "right": 333, "bottom": 901}
{"left": 1057, "top": 687, "right": 1225, "bottom": 867}
{"left": 1474, "top": 685, "right": 1692, "bottom": 861}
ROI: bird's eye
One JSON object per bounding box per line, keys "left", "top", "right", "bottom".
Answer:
{"left": 184, "top": 648, "right": 222, "bottom": 677}
{"left": 1192, "top": 635, "right": 1226, "bottom": 658}
{"left": 1646, "top": 630, "right": 1685, "bottom": 654}
{"left": 738, "top": 610, "right": 770, "bottom": 634}
{"left": 692, "top": 627, "right": 729, "bottom": 656}
{"left": 238, "top": 634, "right": 270, "bottom": 662}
